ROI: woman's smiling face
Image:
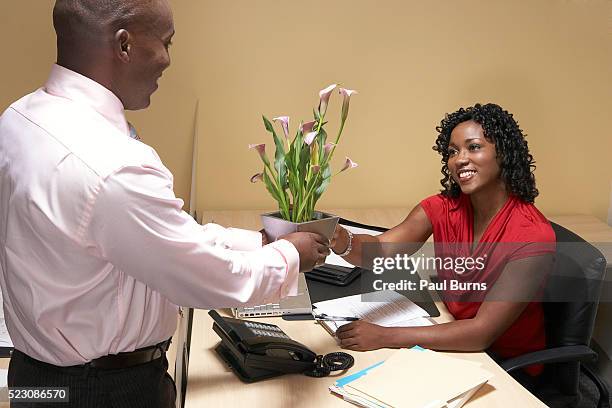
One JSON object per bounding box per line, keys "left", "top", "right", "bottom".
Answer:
{"left": 447, "top": 120, "right": 504, "bottom": 196}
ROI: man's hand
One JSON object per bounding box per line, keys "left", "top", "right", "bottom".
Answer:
{"left": 280, "top": 232, "right": 330, "bottom": 272}
{"left": 259, "top": 229, "right": 270, "bottom": 246}
{"left": 336, "top": 321, "right": 391, "bottom": 351}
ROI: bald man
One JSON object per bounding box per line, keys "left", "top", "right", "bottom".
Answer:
{"left": 0, "top": 1, "right": 329, "bottom": 406}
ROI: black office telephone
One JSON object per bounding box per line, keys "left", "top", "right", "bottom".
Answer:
{"left": 209, "top": 310, "right": 354, "bottom": 383}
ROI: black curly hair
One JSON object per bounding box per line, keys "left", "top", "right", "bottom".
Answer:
{"left": 433, "top": 103, "right": 538, "bottom": 203}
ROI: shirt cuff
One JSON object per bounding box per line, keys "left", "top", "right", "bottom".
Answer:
{"left": 269, "top": 239, "right": 300, "bottom": 298}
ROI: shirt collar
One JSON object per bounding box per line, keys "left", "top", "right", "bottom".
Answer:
{"left": 44, "top": 64, "right": 129, "bottom": 136}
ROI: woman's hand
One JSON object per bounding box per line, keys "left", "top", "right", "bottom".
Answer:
{"left": 330, "top": 224, "right": 349, "bottom": 255}
{"left": 335, "top": 321, "right": 391, "bottom": 351}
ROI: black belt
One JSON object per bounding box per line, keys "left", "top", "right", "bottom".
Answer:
{"left": 88, "top": 339, "right": 171, "bottom": 369}
{"left": 18, "top": 339, "right": 171, "bottom": 373}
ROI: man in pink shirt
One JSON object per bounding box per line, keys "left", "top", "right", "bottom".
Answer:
{"left": 0, "top": 0, "right": 329, "bottom": 406}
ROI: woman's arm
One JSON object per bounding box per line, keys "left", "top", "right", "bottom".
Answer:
{"left": 336, "top": 254, "right": 552, "bottom": 351}
{"left": 331, "top": 204, "right": 433, "bottom": 267}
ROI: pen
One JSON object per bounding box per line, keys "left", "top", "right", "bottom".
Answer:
{"left": 313, "top": 313, "right": 359, "bottom": 321}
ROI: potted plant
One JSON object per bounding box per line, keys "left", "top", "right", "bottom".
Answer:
{"left": 249, "top": 84, "right": 358, "bottom": 241}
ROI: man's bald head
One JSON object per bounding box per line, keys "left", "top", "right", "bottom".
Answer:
{"left": 53, "top": 0, "right": 153, "bottom": 51}
{"left": 52, "top": 0, "right": 174, "bottom": 110}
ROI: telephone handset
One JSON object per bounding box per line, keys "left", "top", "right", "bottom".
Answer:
{"left": 209, "top": 310, "right": 353, "bottom": 383}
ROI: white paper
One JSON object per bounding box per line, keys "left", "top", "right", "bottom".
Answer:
{"left": 314, "top": 290, "right": 429, "bottom": 321}
{"left": 324, "top": 252, "right": 355, "bottom": 268}
{"left": 346, "top": 349, "right": 492, "bottom": 408}
{"left": 314, "top": 290, "right": 431, "bottom": 333}
{"left": 326, "top": 316, "right": 434, "bottom": 333}
{"left": 329, "top": 384, "right": 388, "bottom": 408}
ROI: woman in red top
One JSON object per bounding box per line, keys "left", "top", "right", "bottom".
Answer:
{"left": 331, "top": 103, "right": 555, "bottom": 376}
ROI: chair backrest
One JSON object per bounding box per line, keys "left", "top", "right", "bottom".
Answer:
{"left": 542, "top": 222, "right": 607, "bottom": 395}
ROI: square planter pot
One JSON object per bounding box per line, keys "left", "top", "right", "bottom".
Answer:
{"left": 260, "top": 211, "right": 339, "bottom": 242}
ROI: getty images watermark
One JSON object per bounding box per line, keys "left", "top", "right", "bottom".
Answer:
{"left": 358, "top": 242, "right": 612, "bottom": 303}
{"left": 371, "top": 252, "right": 488, "bottom": 292}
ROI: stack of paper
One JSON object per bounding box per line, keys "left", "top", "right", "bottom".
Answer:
{"left": 330, "top": 347, "right": 492, "bottom": 408}
{"left": 313, "top": 290, "right": 433, "bottom": 335}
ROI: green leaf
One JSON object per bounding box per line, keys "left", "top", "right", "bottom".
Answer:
{"left": 287, "top": 170, "right": 298, "bottom": 206}
{"left": 294, "top": 132, "right": 303, "bottom": 169}
{"left": 284, "top": 153, "right": 294, "bottom": 178}
{"left": 314, "top": 164, "right": 332, "bottom": 202}
{"left": 298, "top": 143, "right": 310, "bottom": 180}
{"left": 263, "top": 171, "right": 280, "bottom": 203}
{"left": 262, "top": 115, "right": 275, "bottom": 133}
{"left": 272, "top": 133, "right": 287, "bottom": 189}
{"left": 262, "top": 115, "right": 288, "bottom": 192}
{"left": 279, "top": 189, "right": 291, "bottom": 220}
{"left": 286, "top": 131, "right": 297, "bottom": 174}
{"left": 317, "top": 128, "right": 328, "bottom": 160}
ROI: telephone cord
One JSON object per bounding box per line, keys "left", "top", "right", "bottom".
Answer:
{"left": 303, "top": 352, "right": 354, "bottom": 377}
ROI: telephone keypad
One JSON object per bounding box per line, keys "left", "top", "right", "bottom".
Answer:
{"left": 244, "top": 321, "right": 290, "bottom": 339}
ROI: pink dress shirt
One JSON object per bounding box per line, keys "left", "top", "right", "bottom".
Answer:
{"left": 0, "top": 64, "right": 300, "bottom": 366}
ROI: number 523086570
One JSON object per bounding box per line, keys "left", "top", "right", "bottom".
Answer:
{"left": 9, "top": 387, "right": 69, "bottom": 403}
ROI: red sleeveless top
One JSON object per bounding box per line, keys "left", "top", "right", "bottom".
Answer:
{"left": 420, "top": 193, "right": 555, "bottom": 375}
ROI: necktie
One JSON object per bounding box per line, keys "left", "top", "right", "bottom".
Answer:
{"left": 127, "top": 122, "right": 141, "bottom": 141}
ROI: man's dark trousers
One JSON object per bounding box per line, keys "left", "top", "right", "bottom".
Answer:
{"left": 8, "top": 349, "right": 176, "bottom": 407}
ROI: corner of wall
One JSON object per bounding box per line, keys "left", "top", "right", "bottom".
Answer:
{"left": 607, "top": 181, "right": 612, "bottom": 227}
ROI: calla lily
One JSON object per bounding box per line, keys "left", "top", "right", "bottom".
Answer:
{"left": 255, "top": 84, "right": 358, "bottom": 223}
{"left": 339, "top": 88, "right": 357, "bottom": 123}
{"left": 304, "top": 131, "right": 317, "bottom": 146}
{"left": 339, "top": 88, "right": 357, "bottom": 98}
{"left": 340, "top": 157, "right": 358, "bottom": 172}
{"left": 300, "top": 120, "right": 316, "bottom": 134}
{"left": 273, "top": 116, "right": 290, "bottom": 139}
{"left": 248, "top": 143, "right": 270, "bottom": 165}
{"left": 248, "top": 143, "right": 266, "bottom": 157}
{"left": 318, "top": 83, "right": 337, "bottom": 116}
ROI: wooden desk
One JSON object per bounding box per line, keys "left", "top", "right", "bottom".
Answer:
{"left": 184, "top": 209, "right": 558, "bottom": 408}
{"left": 185, "top": 308, "right": 545, "bottom": 408}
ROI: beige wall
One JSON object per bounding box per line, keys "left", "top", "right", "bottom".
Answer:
{"left": 1, "top": 0, "right": 611, "bottom": 222}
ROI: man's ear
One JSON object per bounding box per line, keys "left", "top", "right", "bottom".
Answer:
{"left": 115, "top": 29, "right": 131, "bottom": 63}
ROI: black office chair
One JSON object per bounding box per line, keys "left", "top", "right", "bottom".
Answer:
{"left": 500, "top": 222, "right": 610, "bottom": 408}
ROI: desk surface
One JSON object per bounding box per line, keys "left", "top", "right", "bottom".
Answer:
{"left": 182, "top": 208, "right": 612, "bottom": 408}
{"left": 185, "top": 309, "right": 544, "bottom": 408}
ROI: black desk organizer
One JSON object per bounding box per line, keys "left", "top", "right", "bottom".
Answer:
{"left": 306, "top": 264, "right": 362, "bottom": 287}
